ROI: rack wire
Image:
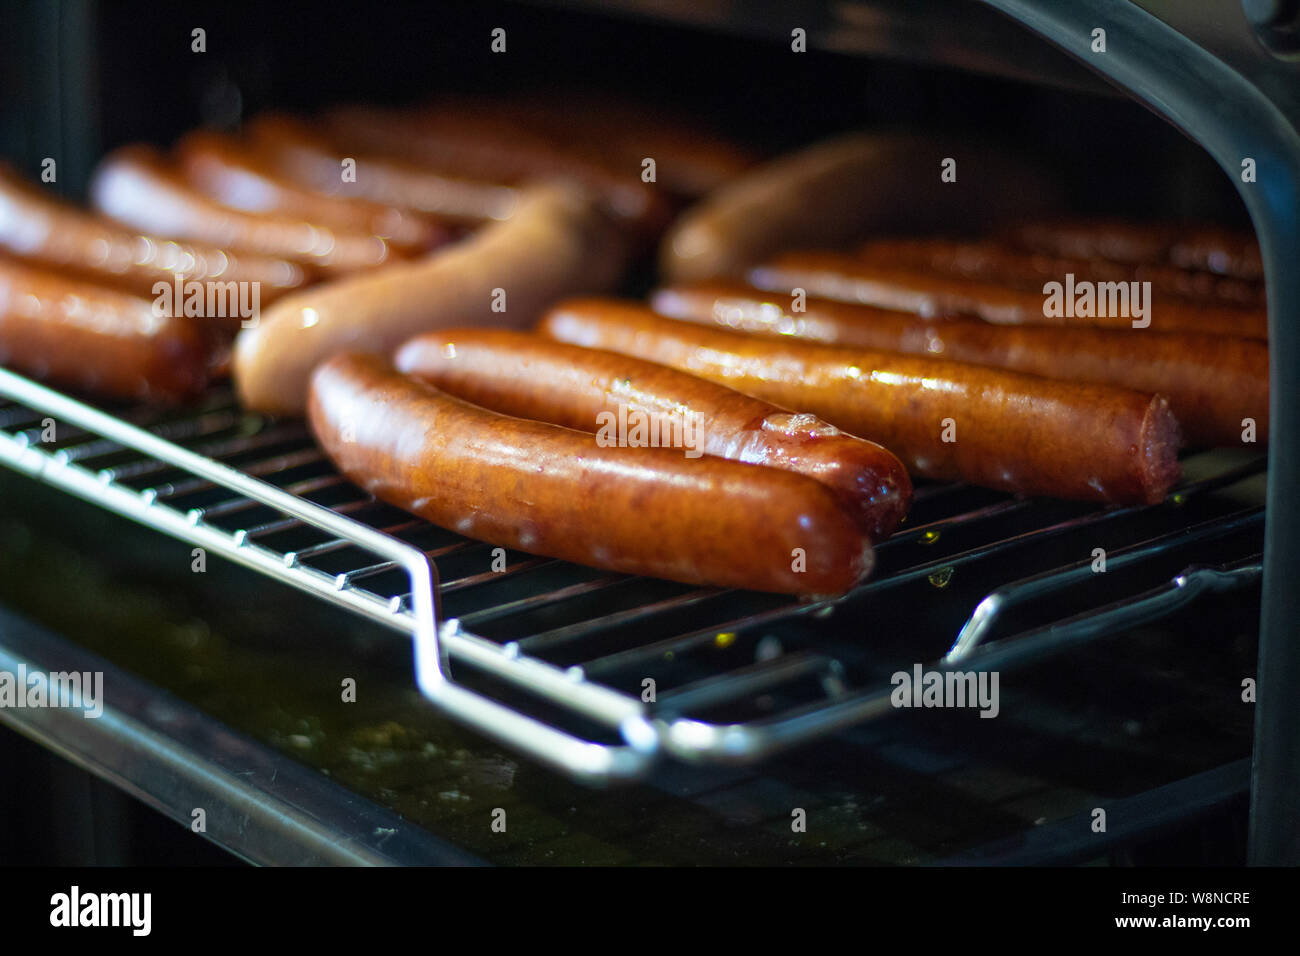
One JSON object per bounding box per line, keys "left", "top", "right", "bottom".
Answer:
{"left": 0, "top": 368, "right": 1266, "bottom": 783}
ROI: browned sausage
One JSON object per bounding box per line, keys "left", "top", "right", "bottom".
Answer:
{"left": 323, "top": 104, "right": 676, "bottom": 240}
{"left": 651, "top": 281, "right": 1270, "bottom": 447}
{"left": 658, "top": 131, "right": 1064, "bottom": 282}
{"left": 0, "top": 256, "right": 211, "bottom": 401}
{"left": 539, "top": 298, "right": 1183, "bottom": 505}
{"left": 234, "top": 183, "right": 627, "bottom": 416}
{"left": 414, "top": 92, "right": 759, "bottom": 198}
{"left": 750, "top": 251, "right": 1269, "bottom": 339}
{"left": 394, "top": 328, "right": 912, "bottom": 539}
{"left": 90, "top": 145, "right": 399, "bottom": 272}
{"left": 245, "top": 113, "right": 518, "bottom": 223}
{"left": 174, "top": 129, "right": 451, "bottom": 254}
{"left": 308, "top": 352, "right": 874, "bottom": 595}
{"left": 0, "top": 163, "right": 309, "bottom": 305}
{"left": 1002, "top": 219, "right": 1264, "bottom": 281}
{"left": 857, "top": 237, "right": 1265, "bottom": 307}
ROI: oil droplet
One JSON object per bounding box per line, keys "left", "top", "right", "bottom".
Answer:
{"left": 928, "top": 566, "right": 955, "bottom": 588}
{"left": 1170, "top": 492, "right": 1187, "bottom": 506}
{"left": 920, "top": 529, "right": 941, "bottom": 545}
{"left": 714, "top": 631, "right": 737, "bottom": 649}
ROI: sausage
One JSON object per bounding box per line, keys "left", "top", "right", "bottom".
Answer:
{"left": 0, "top": 163, "right": 309, "bottom": 305}
{"left": 658, "top": 131, "right": 1063, "bottom": 282}
{"left": 750, "top": 251, "right": 1269, "bottom": 339}
{"left": 414, "top": 92, "right": 758, "bottom": 198}
{"left": 394, "top": 328, "right": 912, "bottom": 539}
{"left": 0, "top": 256, "right": 211, "bottom": 401}
{"left": 245, "top": 113, "right": 518, "bottom": 223}
{"left": 652, "top": 281, "right": 1269, "bottom": 447}
{"left": 234, "top": 183, "right": 627, "bottom": 416}
{"left": 174, "top": 129, "right": 451, "bottom": 254}
{"left": 308, "top": 353, "right": 874, "bottom": 595}
{"left": 539, "top": 298, "right": 1183, "bottom": 505}
{"left": 857, "top": 237, "right": 1265, "bottom": 307}
{"left": 323, "top": 104, "right": 676, "bottom": 240}
{"left": 90, "top": 144, "right": 399, "bottom": 272}
{"left": 1002, "top": 219, "right": 1264, "bottom": 281}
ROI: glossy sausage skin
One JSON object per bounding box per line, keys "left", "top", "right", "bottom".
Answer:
{"left": 91, "top": 145, "right": 398, "bottom": 272}
{"left": 857, "top": 237, "right": 1265, "bottom": 307}
{"left": 1003, "top": 219, "right": 1264, "bottom": 281}
{"left": 308, "top": 353, "right": 874, "bottom": 595}
{"left": 235, "top": 184, "right": 627, "bottom": 416}
{"left": 245, "top": 114, "right": 518, "bottom": 223}
{"left": 750, "top": 251, "right": 1269, "bottom": 339}
{"left": 658, "top": 132, "right": 1063, "bottom": 282}
{"left": 652, "top": 281, "right": 1269, "bottom": 447}
{"left": 394, "top": 328, "right": 912, "bottom": 539}
{"left": 0, "top": 164, "right": 309, "bottom": 305}
{"left": 0, "top": 257, "right": 211, "bottom": 401}
{"left": 175, "top": 130, "right": 451, "bottom": 254}
{"left": 540, "top": 298, "right": 1183, "bottom": 505}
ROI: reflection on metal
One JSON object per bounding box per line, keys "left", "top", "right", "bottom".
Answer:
{"left": 0, "top": 368, "right": 1266, "bottom": 782}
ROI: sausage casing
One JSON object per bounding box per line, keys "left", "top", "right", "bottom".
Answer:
{"left": 652, "top": 281, "right": 1269, "bottom": 447}
{"left": 91, "top": 145, "right": 398, "bottom": 272}
{"left": 0, "top": 257, "right": 211, "bottom": 401}
{"left": 1002, "top": 219, "right": 1264, "bottom": 281}
{"left": 540, "top": 298, "right": 1184, "bottom": 505}
{"left": 658, "top": 132, "right": 1063, "bottom": 282}
{"left": 245, "top": 113, "right": 518, "bottom": 223}
{"left": 323, "top": 105, "right": 676, "bottom": 241}
{"left": 234, "top": 184, "right": 627, "bottom": 416}
{"left": 857, "top": 237, "right": 1264, "bottom": 307}
{"left": 394, "top": 328, "right": 912, "bottom": 538}
{"left": 750, "top": 251, "right": 1269, "bottom": 339}
{"left": 0, "top": 163, "right": 309, "bottom": 305}
{"left": 308, "top": 353, "right": 874, "bottom": 595}
{"left": 175, "top": 130, "right": 451, "bottom": 254}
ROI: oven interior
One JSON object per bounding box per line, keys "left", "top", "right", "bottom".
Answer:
{"left": 0, "top": 0, "right": 1289, "bottom": 865}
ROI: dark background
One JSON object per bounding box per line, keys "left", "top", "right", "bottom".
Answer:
{"left": 0, "top": 0, "right": 1248, "bottom": 221}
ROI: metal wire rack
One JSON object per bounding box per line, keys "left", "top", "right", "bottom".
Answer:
{"left": 0, "top": 367, "right": 1267, "bottom": 784}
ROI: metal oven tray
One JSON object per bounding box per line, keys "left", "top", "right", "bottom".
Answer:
{"left": 0, "top": 368, "right": 1266, "bottom": 784}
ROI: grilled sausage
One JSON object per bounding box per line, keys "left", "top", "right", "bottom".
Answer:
{"left": 174, "top": 129, "right": 451, "bottom": 254}
{"left": 308, "top": 352, "right": 875, "bottom": 595}
{"left": 749, "top": 251, "right": 1269, "bottom": 339}
{"left": 323, "top": 104, "right": 676, "bottom": 240}
{"left": 90, "top": 144, "right": 398, "bottom": 272}
{"left": 540, "top": 298, "right": 1183, "bottom": 505}
{"left": 0, "top": 257, "right": 211, "bottom": 401}
{"left": 652, "top": 281, "right": 1269, "bottom": 447}
{"left": 245, "top": 113, "right": 518, "bottom": 223}
{"left": 234, "top": 183, "right": 627, "bottom": 416}
{"left": 857, "top": 237, "right": 1265, "bottom": 307}
{"left": 0, "top": 164, "right": 309, "bottom": 305}
{"left": 394, "top": 328, "right": 912, "bottom": 539}
{"left": 658, "top": 131, "right": 1062, "bottom": 282}
{"left": 1002, "top": 219, "right": 1264, "bottom": 281}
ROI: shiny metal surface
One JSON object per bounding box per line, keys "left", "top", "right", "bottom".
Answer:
{"left": 0, "top": 603, "right": 482, "bottom": 865}
{"left": 0, "top": 367, "right": 1266, "bottom": 782}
